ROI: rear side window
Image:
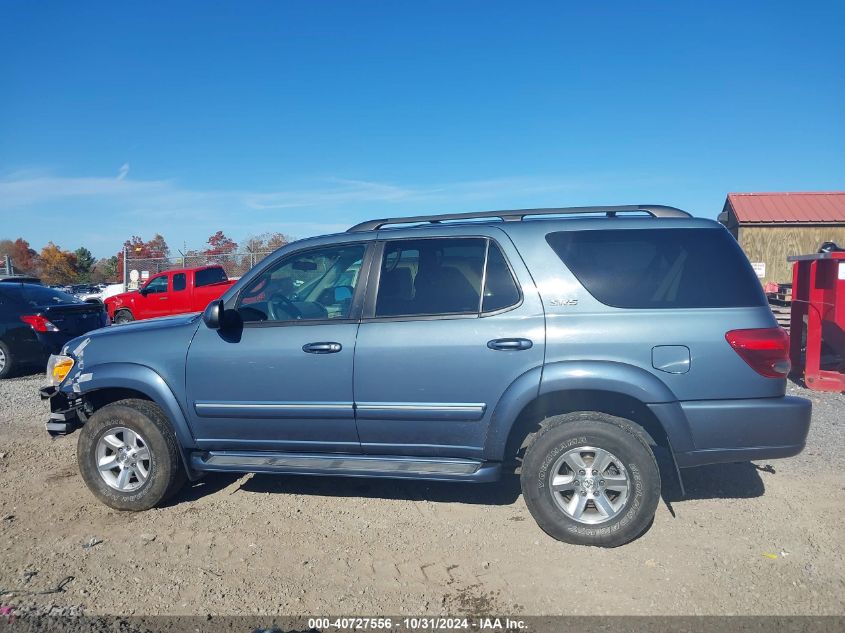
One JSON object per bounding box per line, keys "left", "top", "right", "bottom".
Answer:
{"left": 195, "top": 267, "right": 227, "bottom": 287}
{"left": 482, "top": 242, "right": 521, "bottom": 312}
{"left": 375, "top": 238, "right": 521, "bottom": 318}
{"left": 376, "top": 238, "right": 485, "bottom": 317}
{"left": 173, "top": 273, "right": 187, "bottom": 291}
{"left": 545, "top": 228, "right": 766, "bottom": 309}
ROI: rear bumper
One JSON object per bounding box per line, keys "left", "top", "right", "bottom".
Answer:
{"left": 34, "top": 332, "right": 74, "bottom": 356}
{"left": 674, "top": 396, "right": 811, "bottom": 468}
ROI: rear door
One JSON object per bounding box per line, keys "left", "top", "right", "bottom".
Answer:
{"left": 191, "top": 267, "right": 232, "bottom": 311}
{"left": 352, "top": 228, "right": 545, "bottom": 459}
{"left": 168, "top": 272, "right": 190, "bottom": 314}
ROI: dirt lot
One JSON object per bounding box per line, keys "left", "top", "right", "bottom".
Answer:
{"left": 0, "top": 373, "right": 843, "bottom": 617}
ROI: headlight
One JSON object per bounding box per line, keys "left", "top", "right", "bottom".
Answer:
{"left": 46, "top": 354, "right": 75, "bottom": 387}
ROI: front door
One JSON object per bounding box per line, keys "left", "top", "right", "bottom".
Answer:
{"left": 353, "top": 231, "right": 545, "bottom": 459}
{"left": 138, "top": 273, "right": 171, "bottom": 318}
{"left": 185, "top": 241, "right": 370, "bottom": 452}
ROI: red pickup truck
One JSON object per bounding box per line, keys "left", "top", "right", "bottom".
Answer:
{"left": 105, "top": 266, "right": 236, "bottom": 323}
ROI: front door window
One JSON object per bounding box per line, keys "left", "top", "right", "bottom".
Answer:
{"left": 237, "top": 244, "right": 365, "bottom": 322}
{"left": 144, "top": 275, "right": 168, "bottom": 294}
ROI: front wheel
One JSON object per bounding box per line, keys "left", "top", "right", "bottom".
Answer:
{"left": 520, "top": 412, "right": 661, "bottom": 547}
{"left": 112, "top": 309, "right": 134, "bottom": 324}
{"left": 77, "top": 399, "right": 186, "bottom": 510}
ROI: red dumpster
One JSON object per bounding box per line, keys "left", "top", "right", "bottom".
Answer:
{"left": 788, "top": 251, "right": 845, "bottom": 392}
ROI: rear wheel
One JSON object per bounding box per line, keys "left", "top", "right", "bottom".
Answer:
{"left": 0, "top": 340, "right": 16, "bottom": 379}
{"left": 520, "top": 411, "right": 661, "bottom": 547}
{"left": 77, "top": 399, "right": 186, "bottom": 510}
{"left": 113, "top": 309, "right": 134, "bottom": 324}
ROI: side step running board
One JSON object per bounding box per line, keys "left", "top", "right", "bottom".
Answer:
{"left": 191, "top": 451, "right": 500, "bottom": 482}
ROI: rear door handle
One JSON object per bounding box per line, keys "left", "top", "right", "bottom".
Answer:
{"left": 487, "top": 338, "right": 533, "bottom": 351}
{"left": 302, "top": 342, "right": 343, "bottom": 354}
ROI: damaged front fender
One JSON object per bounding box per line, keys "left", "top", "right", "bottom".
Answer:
{"left": 43, "top": 362, "right": 198, "bottom": 473}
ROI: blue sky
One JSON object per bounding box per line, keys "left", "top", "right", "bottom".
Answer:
{"left": 1, "top": 1, "right": 843, "bottom": 258}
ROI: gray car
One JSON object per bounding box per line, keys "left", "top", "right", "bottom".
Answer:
{"left": 42, "top": 205, "right": 811, "bottom": 546}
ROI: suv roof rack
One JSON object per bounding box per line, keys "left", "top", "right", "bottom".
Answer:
{"left": 347, "top": 204, "right": 691, "bottom": 232}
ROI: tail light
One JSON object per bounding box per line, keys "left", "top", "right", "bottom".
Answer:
{"left": 20, "top": 315, "right": 60, "bottom": 333}
{"left": 725, "top": 328, "right": 790, "bottom": 378}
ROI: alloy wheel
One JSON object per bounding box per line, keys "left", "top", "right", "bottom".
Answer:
{"left": 95, "top": 427, "right": 151, "bottom": 492}
{"left": 548, "top": 446, "right": 630, "bottom": 524}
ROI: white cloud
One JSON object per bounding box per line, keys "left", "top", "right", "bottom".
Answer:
{"left": 0, "top": 169, "right": 595, "bottom": 217}
{"left": 0, "top": 167, "right": 665, "bottom": 256}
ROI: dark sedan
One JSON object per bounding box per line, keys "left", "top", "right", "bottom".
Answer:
{"left": 0, "top": 282, "right": 108, "bottom": 378}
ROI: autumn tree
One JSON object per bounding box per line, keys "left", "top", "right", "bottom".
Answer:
{"left": 242, "top": 232, "right": 292, "bottom": 269}
{"left": 38, "top": 243, "right": 78, "bottom": 285}
{"left": 205, "top": 231, "right": 238, "bottom": 256}
{"left": 146, "top": 234, "right": 170, "bottom": 258}
{"left": 244, "top": 232, "right": 291, "bottom": 253}
{"left": 0, "top": 237, "right": 39, "bottom": 273}
{"left": 116, "top": 234, "right": 171, "bottom": 280}
{"left": 204, "top": 231, "right": 238, "bottom": 266}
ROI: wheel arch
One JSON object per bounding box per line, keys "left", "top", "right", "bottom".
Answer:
{"left": 64, "top": 362, "right": 195, "bottom": 452}
{"left": 484, "top": 361, "right": 693, "bottom": 478}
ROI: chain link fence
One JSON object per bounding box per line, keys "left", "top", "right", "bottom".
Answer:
{"left": 125, "top": 251, "right": 274, "bottom": 288}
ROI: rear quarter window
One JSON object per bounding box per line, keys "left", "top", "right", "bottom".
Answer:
{"left": 195, "top": 267, "right": 228, "bottom": 287}
{"left": 545, "top": 228, "right": 766, "bottom": 309}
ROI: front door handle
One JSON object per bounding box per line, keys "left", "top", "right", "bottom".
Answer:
{"left": 302, "top": 342, "right": 343, "bottom": 354}
{"left": 487, "top": 338, "right": 533, "bottom": 351}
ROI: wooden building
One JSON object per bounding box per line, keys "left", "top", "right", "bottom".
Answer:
{"left": 718, "top": 192, "right": 845, "bottom": 285}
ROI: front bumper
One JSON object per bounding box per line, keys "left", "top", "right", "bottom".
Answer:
{"left": 674, "top": 395, "right": 812, "bottom": 468}
{"left": 40, "top": 385, "right": 84, "bottom": 435}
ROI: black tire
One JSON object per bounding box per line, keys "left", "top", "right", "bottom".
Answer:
{"left": 77, "top": 399, "right": 186, "bottom": 510}
{"left": 0, "top": 340, "right": 15, "bottom": 379}
{"left": 113, "top": 309, "right": 134, "bottom": 324}
{"left": 520, "top": 411, "right": 661, "bottom": 547}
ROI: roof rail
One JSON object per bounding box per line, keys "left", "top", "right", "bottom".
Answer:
{"left": 347, "top": 204, "right": 691, "bottom": 232}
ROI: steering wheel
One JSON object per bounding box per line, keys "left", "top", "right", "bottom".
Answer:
{"left": 267, "top": 292, "right": 302, "bottom": 320}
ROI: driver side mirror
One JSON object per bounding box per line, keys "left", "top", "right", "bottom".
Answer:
{"left": 203, "top": 299, "right": 224, "bottom": 329}
{"left": 138, "top": 286, "right": 148, "bottom": 297}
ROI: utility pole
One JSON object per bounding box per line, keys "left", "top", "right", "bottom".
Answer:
{"left": 122, "top": 247, "right": 128, "bottom": 289}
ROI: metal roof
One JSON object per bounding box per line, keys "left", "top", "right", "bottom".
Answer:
{"left": 726, "top": 192, "right": 845, "bottom": 224}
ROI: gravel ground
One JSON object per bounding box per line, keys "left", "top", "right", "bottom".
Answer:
{"left": 0, "top": 372, "right": 843, "bottom": 617}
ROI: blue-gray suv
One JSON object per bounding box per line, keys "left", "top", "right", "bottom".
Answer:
{"left": 42, "top": 205, "right": 812, "bottom": 546}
